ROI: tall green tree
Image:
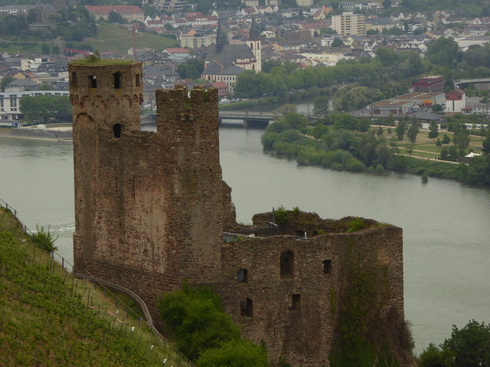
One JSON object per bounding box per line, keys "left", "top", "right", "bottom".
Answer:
{"left": 482, "top": 130, "right": 490, "bottom": 155}
{"left": 407, "top": 120, "right": 420, "bottom": 143}
{"left": 20, "top": 95, "right": 71, "bottom": 123}
{"left": 396, "top": 121, "right": 406, "bottom": 141}
{"left": 313, "top": 95, "right": 329, "bottom": 116}
{"left": 177, "top": 58, "right": 204, "bottom": 80}
{"left": 428, "top": 121, "right": 439, "bottom": 140}
{"left": 108, "top": 10, "right": 126, "bottom": 23}
{"left": 427, "top": 37, "right": 461, "bottom": 68}
{"left": 0, "top": 77, "right": 13, "bottom": 92}
{"left": 420, "top": 320, "right": 490, "bottom": 367}
{"left": 331, "top": 38, "right": 344, "bottom": 47}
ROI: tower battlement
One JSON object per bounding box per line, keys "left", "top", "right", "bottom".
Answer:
{"left": 70, "top": 62, "right": 409, "bottom": 367}
{"left": 155, "top": 86, "right": 218, "bottom": 131}
{"left": 69, "top": 61, "right": 143, "bottom": 131}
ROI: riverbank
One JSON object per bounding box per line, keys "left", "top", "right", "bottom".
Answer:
{"left": 0, "top": 126, "right": 72, "bottom": 142}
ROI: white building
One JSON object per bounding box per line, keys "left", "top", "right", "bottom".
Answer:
{"left": 331, "top": 12, "right": 365, "bottom": 36}
{"left": 0, "top": 90, "right": 69, "bottom": 123}
{"left": 296, "top": 0, "right": 314, "bottom": 7}
{"left": 445, "top": 88, "right": 465, "bottom": 114}
{"left": 21, "top": 57, "right": 50, "bottom": 71}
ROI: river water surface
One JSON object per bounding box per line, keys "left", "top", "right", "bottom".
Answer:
{"left": 1, "top": 128, "right": 489, "bottom": 354}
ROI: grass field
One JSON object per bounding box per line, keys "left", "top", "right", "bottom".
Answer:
{"left": 0, "top": 205, "right": 191, "bottom": 367}
{"left": 382, "top": 128, "right": 485, "bottom": 160}
{"left": 88, "top": 23, "right": 178, "bottom": 54}
{"left": 0, "top": 23, "right": 178, "bottom": 56}
{"left": 0, "top": 40, "right": 44, "bottom": 55}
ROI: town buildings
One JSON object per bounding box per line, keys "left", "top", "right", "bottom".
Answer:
{"left": 331, "top": 12, "right": 366, "bottom": 36}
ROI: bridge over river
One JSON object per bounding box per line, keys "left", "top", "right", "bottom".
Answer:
{"left": 142, "top": 111, "right": 278, "bottom": 128}
{"left": 455, "top": 78, "right": 490, "bottom": 90}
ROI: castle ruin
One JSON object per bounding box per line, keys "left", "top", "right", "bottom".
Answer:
{"left": 69, "top": 61, "right": 412, "bottom": 366}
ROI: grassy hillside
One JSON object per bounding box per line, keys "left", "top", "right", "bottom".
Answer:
{"left": 0, "top": 41, "right": 44, "bottom": 55}
{"left": 88, "top": 23, "right": 178, "bottom": 54}
{"left": 0, "top": 205, "right": 191, "bottom": 367}
{"left": 0, "top": 23, "right": 178, "bottom": 56}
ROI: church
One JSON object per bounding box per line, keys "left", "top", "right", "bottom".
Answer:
{"left": 201, "top": 18, "right": 262, "bottom": 94}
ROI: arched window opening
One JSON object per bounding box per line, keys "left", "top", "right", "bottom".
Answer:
{"left": 250, "top": 43, "right": 254, "bottom": 50}
{"left": 88, "top": 75, "right": 97, "bottom": 88}
{"left": 135, "top": 73, "right": 140, "bottom": 87}
{"left": 114, "top": 72, "right": 122, "bottom": 89}
{"left": 113, "top": 123, "right": 122, "bottom": 138}
{"left": 241, "top": 298, "right": 253, "bottom": 317}
{"left": 280, "top": 250, "right": 294, "bottom": 279}
{"left": 237, "top": 268, "right": 248, "bottom": 283}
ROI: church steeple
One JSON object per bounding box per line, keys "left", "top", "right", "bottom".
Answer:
{"left": 216, "top": 19, "right": 228, "bottom": 53}
{"left": 249, "top": 16, "right": 260, "bottom": 40}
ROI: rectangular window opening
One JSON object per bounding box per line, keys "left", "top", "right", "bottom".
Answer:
{"left": 88, "top": 75, "right": 97, "bottom": 88}
{"left": 71, "top": 72, "right": 77, "bottom": 87}
{"left": 237, "top": 268, "right": 248, "bottom": 283}
{"left": 114, "top": 72, "right": 122, "bottom": 89}
{"left": 240, "top": 298, "right": 253, "bottom": 317}
{"left": 289, "top": 294, "right": 301, "bottom": 311}
{"left": 323, "top": 260, "right": 332, "bottom": 274}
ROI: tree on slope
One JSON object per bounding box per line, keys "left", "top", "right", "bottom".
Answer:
{"left": 419, "top": 320, "right": 490, "bottom": 367}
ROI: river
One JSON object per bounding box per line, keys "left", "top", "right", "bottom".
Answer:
{"left": 1, "top": 128, "right": 489, "bottom": 355}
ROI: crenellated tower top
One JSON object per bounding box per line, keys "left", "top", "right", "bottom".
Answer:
{"left": 69, "top": 60, "right": 143, "bottom": 132}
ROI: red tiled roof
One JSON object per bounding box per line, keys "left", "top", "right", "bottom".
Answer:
{"left": 165, "top": 47, "right": 190, "bottom": 53}
{"left": 86, "top": 5, "right": 143, "bottom": 15}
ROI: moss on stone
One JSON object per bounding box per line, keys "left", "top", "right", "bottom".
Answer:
{"left": 69, "top": 58, "right": 135, "bottom": 66}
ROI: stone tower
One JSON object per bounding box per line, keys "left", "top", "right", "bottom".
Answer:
{"left": 69, "top": 61, "right": 234, "bottom": 307}
{"left": 247, "top": 17, "right": 262, "bottom": 72}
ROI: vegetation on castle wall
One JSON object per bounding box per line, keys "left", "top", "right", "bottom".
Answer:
{"left": 329, "top": 243, "right": 413, "bottom": 367}
{"left": 346, "top": 217, "right": 366, "bottom": 233}
{"left": 158, "top": 285, "right": 270, "bottom": 366}
{"left": 274, "top": 205, "right": 289, "bottom": 225}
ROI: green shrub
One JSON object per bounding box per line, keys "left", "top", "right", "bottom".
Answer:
{"left": 157, "top": 284, "right": 240, "bottom": 361}
{"left": 347, "top": 217, "right": 365, "bottom": 233}
{"left": 196, "top": 340, "right": 269, "bottom": 367}
{"left": 274, "top": 205, "right": 288, "bottom": 225}
{"left": 31, "top": 225, "right": 58, "bottom": 252}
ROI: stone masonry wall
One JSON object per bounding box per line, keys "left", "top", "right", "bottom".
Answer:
{"left": 70, "top": 62, "right": 234, "bottom": 312}
{"left": 216, "top": 225, "right": 403, "bottom": 366}
{"left": 69, "top": 62, "right": 407, "bottom": 367}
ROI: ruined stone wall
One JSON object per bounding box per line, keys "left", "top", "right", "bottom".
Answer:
{"left": 216, "top": 225, "right": 403, "bottom": 366}
{"left": 70, "top": 62, "right": 234, "bottom": 309}
{"left": 69, "top": 62, "right": 407, "bottom": 367}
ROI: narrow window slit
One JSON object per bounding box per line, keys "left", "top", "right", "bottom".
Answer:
{"left": 289, "top": 294, "right": 301, "bottom": 311}
{"left": 280, "top": 250, "right": 294, "bottom": 279}
{"left": 88, "top": 75, "right": 97, "bottom": 88}
{"left": 241, "top": 298, "right": 253, "bottom": 317}
{"left": 323, "top": 260, "right": 332, "bottom": 274}
{"left": 114, "top": 72, "right": 122, "bottom": 89}
{"left": 113, "top": 123, "right": 122, "bottom": 138}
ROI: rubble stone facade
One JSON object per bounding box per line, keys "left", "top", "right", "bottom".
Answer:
{"left": 70, "top": 61, "right": 408, "bottom": 366}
